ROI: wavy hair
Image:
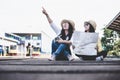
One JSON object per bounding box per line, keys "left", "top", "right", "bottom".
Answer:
{"left": 84, "top": 22, "right": 95, "bottom": 32}
{"left": 59, "top": 23, "right": 74, "bottom": 40}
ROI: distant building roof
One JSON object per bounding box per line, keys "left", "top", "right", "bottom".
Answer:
{"left": 13, "top": 33, "right": 41, "bottom": 36}
{"left": 107, "top": 12, "right": 120, "bottom": 32}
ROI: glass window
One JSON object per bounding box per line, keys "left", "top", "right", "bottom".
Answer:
{"left": 25, "top": 35, "right": 30, "bottom": 40}
{"left": 33, "top": 36, "right": 38, "bottom": 40}
{"left": 10, "top": 45, "right": 16, "bottom": 50}
{"left": 33, "top": 47, "right": 40, "bottom": 51}
{"left": 38, "top": 36, "right": 41, "bottom": 40}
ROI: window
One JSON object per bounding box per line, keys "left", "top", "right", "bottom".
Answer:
{"left": 25, "top": 36, "right": 30, "bottom": 40}
{"left": 33, "top": 47, "right": 40, "bottom": 51}
{"left": 10, "top": 45, "right": 16, "bottom": 50}
{"left": 33, "top": 36, "right": 38, "bottom": 40}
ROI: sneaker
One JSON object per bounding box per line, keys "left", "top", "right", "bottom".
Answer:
{"left": 96, "top": 56, "right": 103, "bottom": 61}
{"left": 48, "top": 55, "right": 55, "bottom": 61}
{"left": 67, "top": 55, "right": 74, "bottom": 61}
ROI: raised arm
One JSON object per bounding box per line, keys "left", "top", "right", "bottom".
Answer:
{"left": 42, "top": 7, "right": 53, "bottom": 24}
{"left": 42, "top": 7, "right": 60, "bottom": 35}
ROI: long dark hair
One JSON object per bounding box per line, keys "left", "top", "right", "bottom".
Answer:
{"left": 85, "top": 22, "right": 95, "bottom": 32}
{"left": 59, "top": 23, "right": 74, "bottom": 40}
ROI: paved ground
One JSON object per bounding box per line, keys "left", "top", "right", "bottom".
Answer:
{"left": 0, "top": 58, "right": 120, "bottom": 80}
{"left": 0, "top": 54, "right": 120, "bottom": 80}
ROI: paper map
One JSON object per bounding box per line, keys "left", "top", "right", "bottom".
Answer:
{"left": 72, "top": 31, "right": 99, "bottom": 55}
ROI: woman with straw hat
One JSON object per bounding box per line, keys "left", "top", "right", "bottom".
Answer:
{"left": 42, "top": 7, "right": 75, "bottom": 61}
{"left": 74, "top": 20, "right": 107, "bottom": 61}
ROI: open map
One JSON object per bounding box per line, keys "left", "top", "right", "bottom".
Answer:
{"left": 72, "top": 31, "right": 99, "bottom": 56}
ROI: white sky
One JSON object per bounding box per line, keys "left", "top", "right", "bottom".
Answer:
{"left": 0, "top": 0, "right": 120, "bottom": 38}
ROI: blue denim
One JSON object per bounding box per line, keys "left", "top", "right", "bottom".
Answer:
{"left": 51, "top": 40, "right": 71, "bottom": 57}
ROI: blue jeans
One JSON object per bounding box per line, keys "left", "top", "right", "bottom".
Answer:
{"left": 51, "top": 40, "right": 71, "bottom": 57}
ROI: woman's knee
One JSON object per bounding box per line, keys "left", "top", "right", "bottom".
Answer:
{"left": 52, "top": 40, "right": 59, "bottom": 47}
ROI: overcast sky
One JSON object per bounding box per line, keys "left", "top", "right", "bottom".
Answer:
{"left": 0, "top": 0, "right": 120, "bottom": 38}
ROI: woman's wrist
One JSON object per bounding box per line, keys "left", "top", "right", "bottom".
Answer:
{"left": 62, "top": 40, "right": 71, "bottom": 44}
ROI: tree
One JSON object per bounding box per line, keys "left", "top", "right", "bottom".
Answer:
{"left": 101, "top": 28, "right": 114, "bottom": 51}
{"left": 103, "top": 28, "right": 113, "bottom": 37}
{"left": 101, "top": 28, "right": 120, "bottom": 56}
{"left": 112, "top": 40, "right": 120, "bottom": 56}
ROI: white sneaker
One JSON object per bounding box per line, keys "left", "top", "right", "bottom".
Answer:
{"left": 48, "top": 55, "right": 55, "bottom": 61}
{"left": 67, "top": 55, "right": 74, "bottom": 61}
{"left": 96, "top": 56, "right": 103, "bottom": 61}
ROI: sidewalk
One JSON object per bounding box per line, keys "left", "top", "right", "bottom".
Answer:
{"left": 0, "top": 53, "right": 120, "bottom": 61}
{"left": 0, "top": 53, "right": 51, "bottom": 60}
{"left": 0, "top": 57, "right": 120, "bottom": 80}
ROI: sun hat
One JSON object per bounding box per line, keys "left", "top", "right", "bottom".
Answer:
{"left": 84, "top": 20, "right": 97, "bottom": 30}
{"left": 61, "top": 19, "right": 75, "bottom": 30}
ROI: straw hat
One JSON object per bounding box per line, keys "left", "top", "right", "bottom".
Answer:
{"left": 61, "top": 19, "right": 75, "bottom": 30}
{"left": 84, "top": 20, "right": 97, "bottom": 30}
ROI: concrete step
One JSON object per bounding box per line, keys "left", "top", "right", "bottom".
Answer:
{"left": 0, "top": 59, "right": 120, "bottom": 66}
{"left": 0, "top": 58, "right": 120, "bottom": 80}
